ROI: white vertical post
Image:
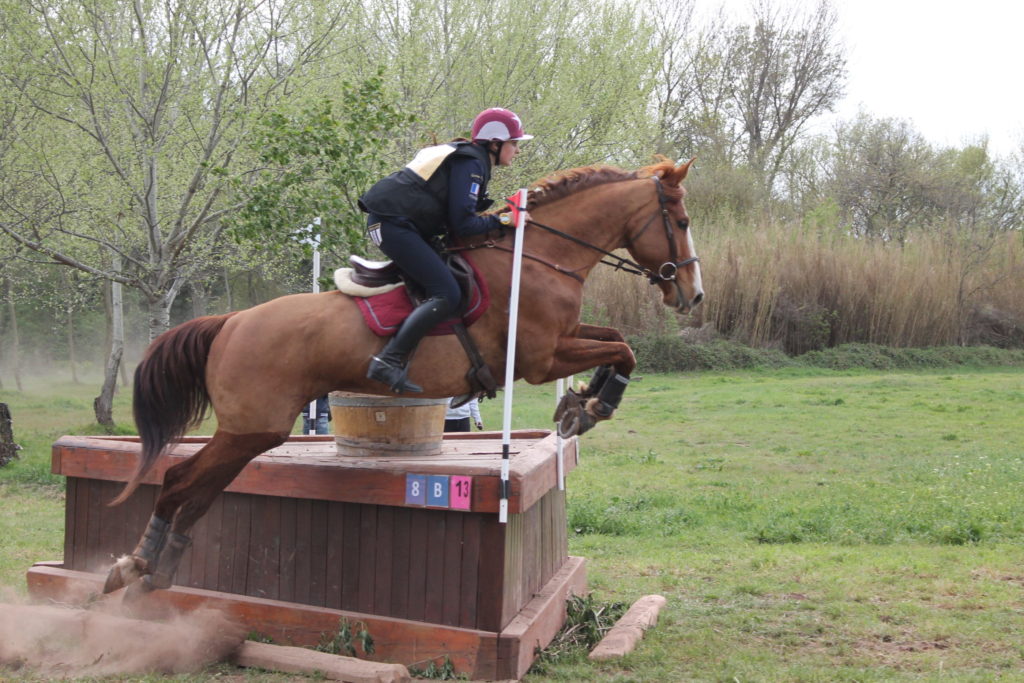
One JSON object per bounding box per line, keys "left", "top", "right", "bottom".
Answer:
{"left": 307, "top": 217, "right": 322, "bottom": 435}
{"left": 568, "top": 375, "right": 578, "bottom": 464}
{"left": 555, "top": 379, "right": 565, "bottom": 490}
{"left": 500, "top": 190, "right": 528, "bottom": 524}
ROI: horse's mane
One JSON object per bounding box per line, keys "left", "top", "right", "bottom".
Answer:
{"left": 527, "top": 157, "right": 682, "bottom": 209}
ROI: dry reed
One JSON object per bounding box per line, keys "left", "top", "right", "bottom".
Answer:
{"left": 583, "top": 222, "right": 1024, "bottom": 353}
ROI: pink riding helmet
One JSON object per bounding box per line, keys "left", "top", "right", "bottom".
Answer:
{"left": 471, "top": 108, "right": 534, "bottom": 142}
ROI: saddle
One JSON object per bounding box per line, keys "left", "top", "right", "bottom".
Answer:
{"left": 336, "top": 254, "right": 497, "bottom": 403}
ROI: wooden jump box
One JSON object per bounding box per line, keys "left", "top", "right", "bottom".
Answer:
{"left": 27, "top": 431, "right": 585, "bottom": 680}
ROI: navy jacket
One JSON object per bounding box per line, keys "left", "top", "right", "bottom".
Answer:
{"left": 359, "top": 142, "right": 502, "bottom": 238}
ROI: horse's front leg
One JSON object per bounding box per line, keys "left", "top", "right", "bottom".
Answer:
{"left": 540, "top": 325, "right": 635, "bottom": 381}
{"left": 541, "top": 328, "right": 636, "bottom": 436}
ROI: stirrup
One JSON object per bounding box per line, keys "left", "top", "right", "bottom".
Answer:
{"left": 367, "top": 356, "right": 423, "bottom": 394}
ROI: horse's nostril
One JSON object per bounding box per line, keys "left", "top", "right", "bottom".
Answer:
{"left": 692, "top": 292, "right": 704, "bottom": 306}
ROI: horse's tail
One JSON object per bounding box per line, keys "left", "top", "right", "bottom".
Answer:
{"left": 110, "top": 312, "right": 237, "bottom": 506}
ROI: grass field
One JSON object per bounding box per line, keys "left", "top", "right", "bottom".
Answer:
{"left": 2, "top": 366, "right": 1023, "bottom": 681}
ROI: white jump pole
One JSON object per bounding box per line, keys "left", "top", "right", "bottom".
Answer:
{"left": 555, "top": 379, "right": 565, "bottom": 490}
{"left": 499, "top": 190, "right": 528, "bottom": 524}
{"left": 306, "top": 217, "right": 322, "bottom": 435}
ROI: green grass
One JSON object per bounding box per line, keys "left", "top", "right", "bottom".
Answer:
{"left": 482, "top": 367, "right": 1024, "bottom": 681}
{"left": 3, "top": 365, "right": 1024, "bottom": 680}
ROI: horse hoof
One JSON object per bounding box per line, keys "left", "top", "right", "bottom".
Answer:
{"left": 119, "top": 576, "right": 158, "bottom": 610}
{"left": 557, "top": 411, "right": 580, "bottom": 438}
{"left": 102, "top": 555, "right": 143, "bottom": 594}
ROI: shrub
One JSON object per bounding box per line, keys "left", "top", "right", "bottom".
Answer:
{"left": 629, "top": 335, "right": 1024, "bottom": 374}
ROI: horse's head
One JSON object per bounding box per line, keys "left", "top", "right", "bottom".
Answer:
{"left": 625, "top": 158, "right": 704, "bottom": 314}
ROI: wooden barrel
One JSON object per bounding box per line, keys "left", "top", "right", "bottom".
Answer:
{"left": 329, "top": 391, "right": 447, "bottom": 456}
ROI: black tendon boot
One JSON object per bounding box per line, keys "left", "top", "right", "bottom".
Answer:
{"left": 145, "top": 531, "right": 193, "bottom": 589}
{"left": 591, "top": 372, "right": 630, "bottom": 418}
{"left": 367, "top": 297, "right": 452, "bottom": 393}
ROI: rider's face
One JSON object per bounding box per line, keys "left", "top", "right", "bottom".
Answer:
{"left": 495, "top": 140, "right": 520, "bottom": 166}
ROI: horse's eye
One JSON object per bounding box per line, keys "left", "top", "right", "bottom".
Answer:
{"left": 678, "top": 218, "right": 689, "bottom": 230}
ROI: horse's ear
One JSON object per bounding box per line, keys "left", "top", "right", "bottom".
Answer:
{"left": 662, "top": 157, "right": 695, "bottom": 186}
{"left": 673, "top": 157, "right": 696, "bottom": 183}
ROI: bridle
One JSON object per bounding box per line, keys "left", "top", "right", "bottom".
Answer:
{"left": 519, "top": 176, "right": 698, "bottom": 286}
{"left": 447, "top": 176, "right": 699, "bottom": 294}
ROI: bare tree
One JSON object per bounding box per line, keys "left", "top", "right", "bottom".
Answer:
{"left": 0, "top": 0, "right": 347, "bottom": 340}
{"left": 0, "top": 0, "right": 349, "bottom": 426}
{"left": 828, "top": 114, "right": 938, "bottom": 242}
{"left": 733, "top": 0, "right": 846, "bottom": 192}
{"left": 652, "top": 0, "right": 845, "bottom": 196}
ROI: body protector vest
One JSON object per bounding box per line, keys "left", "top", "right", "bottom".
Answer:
{"left": 359, "top": 142, "right": 493, "bottom": 238}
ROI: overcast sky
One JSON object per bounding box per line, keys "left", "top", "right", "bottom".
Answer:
{"left": 714, "top": 0, "right": 1024, "bottom": 157}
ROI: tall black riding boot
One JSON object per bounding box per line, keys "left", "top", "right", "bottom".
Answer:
{"left": 367, "top": 297, "right": 452, "bottom": 393}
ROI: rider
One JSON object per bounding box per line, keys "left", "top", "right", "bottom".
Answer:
{"left": 359, "top": 107, "right": 533, "bottom": 393}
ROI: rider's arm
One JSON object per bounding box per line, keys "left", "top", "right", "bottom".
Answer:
{"left": 447, "top": 156, "right": 503, "bottom": 237}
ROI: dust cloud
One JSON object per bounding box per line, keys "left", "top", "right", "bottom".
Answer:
{"left": 0, "top": 585, "right": 245, "bottom": 678}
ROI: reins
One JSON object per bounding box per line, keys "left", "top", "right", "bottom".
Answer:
{"left": 448, "top": 176, "right": 698, "bottom": 287}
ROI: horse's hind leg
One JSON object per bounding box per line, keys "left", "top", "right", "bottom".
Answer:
{"left": 104, "top": 429, "right": 288, "bottom": 593}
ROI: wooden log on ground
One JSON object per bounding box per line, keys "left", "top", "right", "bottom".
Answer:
{"left": 233, "top": 641, "right": 411, "bottom": 682}
{"left": 0, "top": 602, "right": 411, "bottom": 682}
{"left": 588, "top": 594, "right": 666, "bottom": 661}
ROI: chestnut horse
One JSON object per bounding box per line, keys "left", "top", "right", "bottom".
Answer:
{"left": 103, "top": 158, "right": 703, "bottom": 594}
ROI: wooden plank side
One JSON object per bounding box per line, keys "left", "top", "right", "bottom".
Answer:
{"left": 307, "top": 499, "right": 328, "bottom": 608}
{"left": 93, "top": 480, "right": 118, "bottom": 570}
{"left": 423, "top": 508, "right": 446, "bottom": 625}
{"left": 406, "top": 510, "right": 428, "bottom": 623}
{"left": 520, "top": 500, "right": 538, "bottom": 608}
{"left": 294, "top": 498, "right": 314, "bottom": 606}
{"left": 372, "top": 505, "right": 394, "bottom": 616}
{"left": 185, "top": 498, "right": 207, "bottom": 589}
{"left": 389, "top": 507, "right": 412, "bottom": 619}
{"left": 475, "top": 514, "right": 506, "bottom": 633}
{"left": 340, "top": 502, "right": 361, "bottom": 612}
{"left": 324, "top": 501, "right": 345, "bottom": 610}
{"left": 496, "top": 556, "right": 588, "bottom": 680}
{"left": 63, "top": 477, "right": 78, "bottom": 569}
{"left": 202, "top": 493, "right": 224, "bottom": 593}
{"left": 500, "top": 512, "right": 524, "bottom": 628}
{"left": 71, "top": 477, "right": 92, "bottom": 571}
{"left": 217, "top": 493, "right": 240, "bottom": 594}
{"left": 230, "top": 494, "right": 252, "bottom": 596}
{"left": 83, "top": 479, "right": 103, "bottom": 571}
{"left": 539, "top": 489, "right": 552, "bottom": 585}
{"left": 248, "top": 495, "right": 282, "bottom": 601}
{"left": 357, "top": 504, "right": 377, "bottom": 615}
{"left": 458, "top": 514, "right": 481, "bottom": 629}
{"left": 278, "top": 496, "right": 297, "bottom": 604}
{"left": 441, "top": 512, "right": 464, "bottom": 627}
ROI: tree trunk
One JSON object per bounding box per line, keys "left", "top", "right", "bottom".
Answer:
{"left": 191, "top": 280, "right": 208, "bottom": 318}
{"left": 5, "top": 278, "right": 23, "bottom": 392}
{"left": 119, "top": 352, "right": 130, "bottom": 387}
{"left": 0, "top": 284, "right": 5, "bottom": 391}
{"left": 0, "top": 402, "right": 18, "bottom": 467}
{"left": 95, "top": 253, "right": 126, "bottom": 431}
{"left": 147, "top": 295, "right": 173, "bottom": 341}
{"left": 67, "top": 308, "right": 80, "bottom": 384}
{"left": 61, "top": 269, "right": 81, "bottom": 383}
